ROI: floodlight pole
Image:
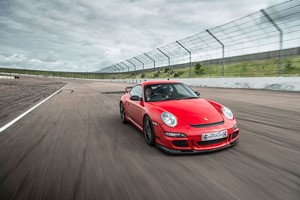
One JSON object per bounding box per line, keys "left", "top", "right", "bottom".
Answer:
{"left": 144, "top": 53, "right": 156, "bottom": 74}
{"left": 134, "top": 57, "right": 145, "bottom": 75}
{"left": 176, "top": 40, "right": 192, "bottom": 78}
{"left": 261, "top": 9, "right": 283, "bottom": 77}
{"left": 157, "top": 48, "right": 171, "bottom": 79}
{"left": 206, "top": 29, "right": 225, "bottom": 77}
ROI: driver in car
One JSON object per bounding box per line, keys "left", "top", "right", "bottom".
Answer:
{"left": 145, "top": 87, "right": 153, "bottom": 101}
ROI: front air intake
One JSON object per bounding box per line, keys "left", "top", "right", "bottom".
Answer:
{"left": 172, "top": 140, "right": 189, "bottom": 147}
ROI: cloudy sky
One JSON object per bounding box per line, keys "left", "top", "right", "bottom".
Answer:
{"left": 0, "top": 0, "right": 279, "bottom": 72}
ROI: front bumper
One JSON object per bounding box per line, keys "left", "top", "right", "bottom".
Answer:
{"left": 157, "top": 138, "right": 239, "bottom": 154}
{"left": 153, "top": 120, "right": 240, "bottom": 154}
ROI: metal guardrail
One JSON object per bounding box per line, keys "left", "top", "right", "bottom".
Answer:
{"left": 100, "top": 0, "right": 300, "bottom": 77}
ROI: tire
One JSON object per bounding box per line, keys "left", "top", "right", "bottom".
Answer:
{"left": 120, "top": 102, "right": 128, "bottom": 124}
{"left": 144, "top": 115, "right": 155, "bottom": 146}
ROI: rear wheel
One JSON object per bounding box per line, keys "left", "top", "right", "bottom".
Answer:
{"left": 120, "top": 102, "right": 128, "bottom": 124}
{"left": 144, "top": 116, "right": 155, "bottom": 146}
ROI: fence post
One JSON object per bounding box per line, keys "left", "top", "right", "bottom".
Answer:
{"left": 112, "top": 65, "right": 119, "bottom": 74}
{"left": 108, "top": 67, "right": 114, "bottom": 79}
{"left": 206, "top": 29, "right": 225, "bottom": 77}
{"left": 157, "top": 48, "right": 171, "bottom": 79}
{"left": 127, "top": 60, "right": 136, "bottom": 78}
{"left": 134, "top": 57, "right": 145, "bottom": 76}
{"left": 117, "top": 63, "right": 125, "bottom": 79}
{"left": 176, "top": 41, "right": 192, "bottom": 78}
{"left": 108, "top": 67, "right": 114, "bottom": 73}
{"left": 121, "top": 62, "right": 130, "bottom": 72}
{"left": 144, "top": 53, "right": 156, "bottom": 74}
{"left": 261, "top": 9, "right": 283, "bottom": 77}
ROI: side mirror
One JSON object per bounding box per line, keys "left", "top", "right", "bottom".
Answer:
{"left": 130, "top": 95, "right": 141, "bottom": 101}
{"left": 194, "top": 91, "right": 200, "bottom": 96}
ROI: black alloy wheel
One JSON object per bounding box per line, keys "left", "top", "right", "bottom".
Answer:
{"left": 120, "top": 102, "right": 128, "bottom": 124}
{"left": 144, "top": 116, "right": 155, "bottom": 146}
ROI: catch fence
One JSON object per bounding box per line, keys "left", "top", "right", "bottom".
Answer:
{"left": 100, "top": 0, "right": 300, "bottom": 78}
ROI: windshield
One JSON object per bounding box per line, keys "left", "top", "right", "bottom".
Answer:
{"left": 144, "top": 83, "right": 198, "bottom": 102}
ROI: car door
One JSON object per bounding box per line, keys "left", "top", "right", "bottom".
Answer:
{"left": 128, "top": 85, "right": 144, "bottom": 127}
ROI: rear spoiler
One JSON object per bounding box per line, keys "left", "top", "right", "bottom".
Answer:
{"left": 125, "top": 86, "right": 133, "bottom": 93}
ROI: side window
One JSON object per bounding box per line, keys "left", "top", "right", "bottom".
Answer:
{"left": 129, "top": 85, "right": 142, "bottom": 98}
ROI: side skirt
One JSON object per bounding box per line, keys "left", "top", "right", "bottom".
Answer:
{"left": 126, "top": 116, "right": 143, "bottom": 132}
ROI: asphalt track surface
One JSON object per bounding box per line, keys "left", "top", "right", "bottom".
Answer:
{"left": 0, "top": 77, "right": 66, "bottom": 128}
{"left": 0, "top": 77, "right": 299, "bottom": 200}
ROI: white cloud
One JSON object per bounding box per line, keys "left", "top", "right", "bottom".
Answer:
{"left": 0, "top": 0, "right": 276, "bottom": 72}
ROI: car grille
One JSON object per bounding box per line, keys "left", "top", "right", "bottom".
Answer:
{"left": 197, "top": 138, "right": 226, "bottom": 146}
{"left": 190, "top": 121, "right": 224, "bottom": 128}
{"left": 172, "top": 140, "right": 189, "bottom": 147}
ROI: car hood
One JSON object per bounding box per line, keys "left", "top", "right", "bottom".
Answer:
{"left": 149, "top": 98, "right": 224, "bottom": 125}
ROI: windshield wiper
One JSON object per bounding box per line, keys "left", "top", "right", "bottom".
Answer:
{"left": 178, "top": 96, "right": 199, "bottom": 100}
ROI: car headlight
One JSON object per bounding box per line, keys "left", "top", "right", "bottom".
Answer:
{"left": 164, "top": 132, "right": 186, "bottom": 138}
{"left": 161, "top": 112, "right": 177, "bottom": 127}
{"left": 222, "top": 106, "right": 233, "bottom": 120}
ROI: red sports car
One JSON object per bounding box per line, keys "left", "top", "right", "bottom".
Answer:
{"left": 120, "top": 80, "right": 239, "bottom": 154}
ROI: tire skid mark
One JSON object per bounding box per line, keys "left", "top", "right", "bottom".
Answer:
{"left": 0, "top": 91, "right": 64, "bottom": 199}
{"left": 238, "top": 117, "right": 299, "bottom": 132}
{"left": 0, "top": 83, "right": 69, "bottom": 133}
{"left": 205, "top": 97, "right": 297, "bottom": 120}
{"left": 0, "top": 81, "right": 66, "bottom": 128}
{"left": 71, "top": 138, "right": 89, "bottom": 200}
{"left": 241, "top": 126, "right": 299, "bottom": 152}
{"left": 8, "top": 171, "right": 30, "bottom": 200}
{"left": 0, "top": 134, "right": 47, "bottom": 186}
{"left": 71, "top": 93, "right": 91, "bottom": 200}
{"left": 34, "top": 99, "right": 67, "bottom": 200}
{"left": 233, "top": 148, "right": 300, "bottom": 180}
{"left": 236, "top": 109, "right": 299, "bottom": 125}
{"left": 38, "top": 131, "right": 60, "bottom": 200}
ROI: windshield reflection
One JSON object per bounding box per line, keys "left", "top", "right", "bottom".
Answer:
{"left": 144, "top": 83, "right": 198, "bottom": 102}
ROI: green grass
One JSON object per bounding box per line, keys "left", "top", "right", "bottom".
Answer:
{"left": 126, "top": 55, "right": 300, "bottom": 79}
{"left": 1, "top": 55, "right": 299, "bottom": 79}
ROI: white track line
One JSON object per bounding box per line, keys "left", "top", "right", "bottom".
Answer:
{"left": 0, "top": 83, "right": 70, "bottom": 134}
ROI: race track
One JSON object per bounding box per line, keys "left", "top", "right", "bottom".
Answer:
{"left": 0, "top": 78, "right": 299, "bottom": 200}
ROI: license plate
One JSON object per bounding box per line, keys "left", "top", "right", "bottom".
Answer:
{"left": 202, "top": 130, "right": 228, "bottom": 141}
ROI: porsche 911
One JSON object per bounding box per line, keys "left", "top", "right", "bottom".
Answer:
{"left": 120, "top": 80, "right": 239, "bottom": 154}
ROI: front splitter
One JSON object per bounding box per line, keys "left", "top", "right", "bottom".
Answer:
{"left": 157, "top": 139, "right": 239, "bottom": 154}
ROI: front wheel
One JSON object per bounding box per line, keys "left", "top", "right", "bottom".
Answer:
{"left": 120, "top": 102, "right": 128, "bottom": 124}
{"left": 144, "top": 116, "right": 155, "bottom": 146}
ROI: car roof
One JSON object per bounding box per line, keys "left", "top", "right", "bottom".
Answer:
{"left": 141, "top": 80, "right": 181, "bottom": 86}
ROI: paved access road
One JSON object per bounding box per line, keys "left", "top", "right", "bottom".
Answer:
{"left": 0, "top": 78, "right": 299, "bottom": 200}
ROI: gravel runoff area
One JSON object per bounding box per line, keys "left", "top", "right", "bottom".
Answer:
{"left": 0, "top": 77, "right": 299, "bottom": 200}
